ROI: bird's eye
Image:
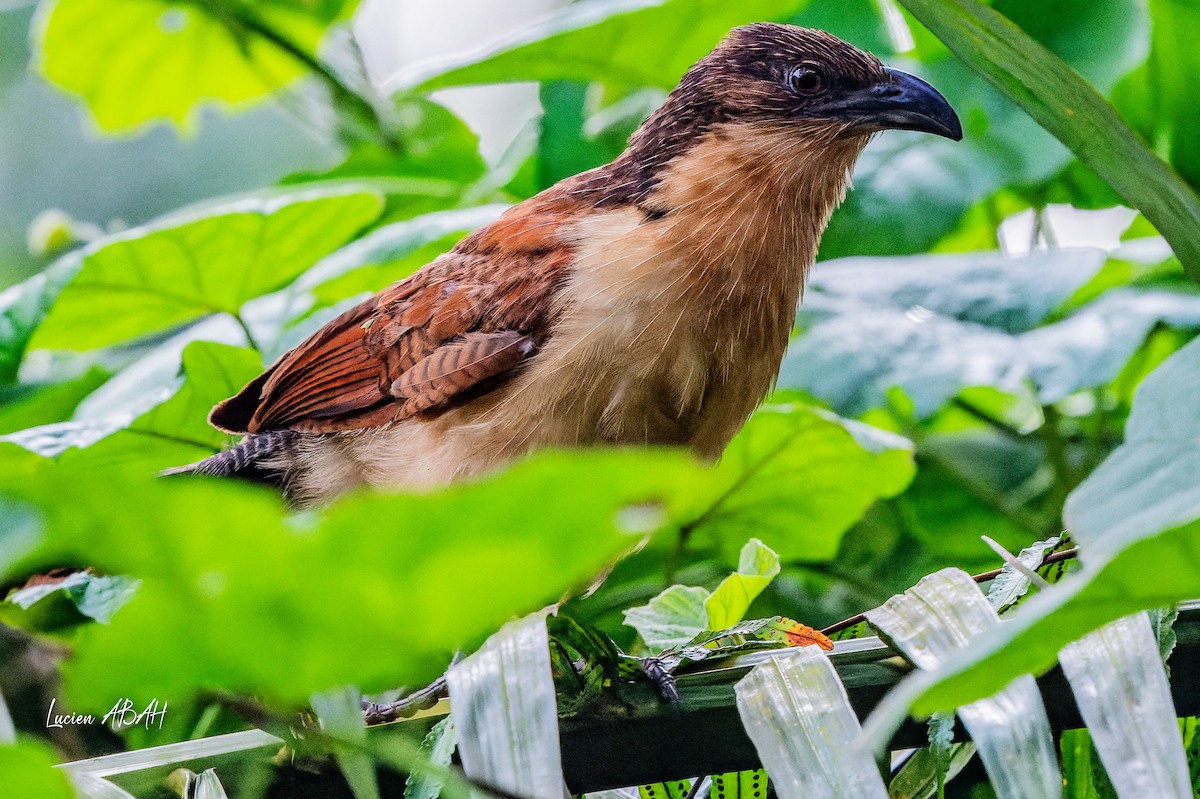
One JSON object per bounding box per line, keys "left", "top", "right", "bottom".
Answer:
{"left": 787, "top": 65, "right": 825, "bottom": 96}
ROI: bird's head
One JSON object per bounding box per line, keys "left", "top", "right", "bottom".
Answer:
{"left": 619, "top": 23, "right": 964, "bottom": 197}
{"left": 679, "top": 23, "right": 962, "bottom": 143}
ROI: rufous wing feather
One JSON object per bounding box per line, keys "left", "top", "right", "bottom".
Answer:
{"left": 208, "top": 198, "right": 579, "bottom": 436}
{"left": 391, "top": 331, "right": 536, "bottom": 415}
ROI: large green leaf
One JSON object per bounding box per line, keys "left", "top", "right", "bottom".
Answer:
{"left": 869, "top": 336, "right": 1200, "bottom": 716}
{"left": 1113, "top": 0, "right": 1200, "bottom": 191}
{"left": 404, "top": 0, "right": 809, "bottom": 92}
{"left": 781, "top": 249, "right": 1106, "bottom": 416}
{"left": 683, "top": 405, "right": 915, "bottom": 561}
{"left": 784, "top": 250, "right": 1200, "bottom": 417}
{"left": 821, "top": 0, "right": 1146, "bottom": 259}
{"left": 36, "top": 0, "right": 358, "bottom": 133}
{"left": 64, "top": 341, "right": 262, "bottom": 472}
{"left": 875, "top": 515, "right": 1200, "bottom": 720}
{"left": 291, "top": 97, "right": 487, "bottom": 185}
{"left": 0, "top": 444, "right": 698, "bottom": 708}
{"left": 30, "top": 188, "right": 384, "bottom": 352}
{"left": 1065, "top": 334, "right": 1200, "bottom": 541}
{"left": 894, "top": 0, "right": 1200, "bottom": 281}
{"left": 3, "top": 341, "right": 260, "bottom": 475}
{"left": 0, "top": 251, "right": 85, "bottom": 383}
{"left": 1020, "top": 288, "right": 1200, "bottom": 403}
{"left": 278, "top": 205, "right": 506, "bottom": 323}
{"left": 806, "top": 249, "right": 1105, "bottom": 333}
{"left": 0, "top": 741, "right": 74, "bottom": 799}
{"left": 0, "top": 368, "right": 109, "bottom": 435}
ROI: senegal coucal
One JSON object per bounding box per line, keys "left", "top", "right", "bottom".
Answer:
{"left": 174, "top": 23, "right": 962, "bottom": 505}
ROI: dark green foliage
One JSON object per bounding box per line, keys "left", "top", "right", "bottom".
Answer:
{"left": 3, "top": 0, "right": 1200, "bottom": 794}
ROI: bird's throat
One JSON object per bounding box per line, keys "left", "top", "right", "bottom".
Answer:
{"left": 635, "top": 122, "right": 866, "bottom": 338}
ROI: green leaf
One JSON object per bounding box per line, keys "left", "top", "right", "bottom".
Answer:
{"left": 622, "top": 540, "right": 783, "bottom": 652}
{"left": 67, "top": 574, "right": 142, "bottom": 625}
{"left": 297, "top": 97, "right": 486, "bottom": 185}
{"left": 0, "top": 251, "right": 85, "bottom": 383}
{"left": 784, "top": 249, "right": 1103, "bottom": 416}
{"left": 405, "top": 0, "right": 809, "bottom": 92}
{"left": 622, "top": 584, "right": 709, "bottom": 653}
{"left": 894, "top": 0, "right": 1200, "bottom": 281}
{"left": 1065, "top": 334, "right": 1200, "bottom": 543}
{"left": 881, "top": 338, "right": 1200, "bottom": 713}
{"left": 1113, "top": 1, "right": 1200, "bottom": 191}
{"left": 278, "top": 205, "right": 506, "bottom": 332}
{"left": 75, "top": 341, "right": 262, "bottom": 470}
{"left": 1019, "top": 289, "right": 1200, "bottom": 403}
{"left": 704, "top": 539, "right": 781, "bottom": 630}
{"left": 312, "top": 686, "right": 380, "bottom": 799}
{"left": 0, "top": 740, "right": 75, "bottom": 799}
{"left": 8, "top": 570, "right": 140, "bottom": 624}
{"left": 921, "top": 710, "right": 966, "bottom": 797}
{"left": 781, "top": 252, "right": 1200, "bottom": 416}
{"left": 985, "top": 536, "right": 1062, "bottom": 613}
{"left": 0, "top": 446, "right": 697, "bottom": 707}
{"left": 35, "top": 0, "right": 358, "bottom": 133}
{"left": 404, "top": 716, "right": 457, "bottom": 799}
{"left": 807, "top": 249, "right": 1106, "bottom": 334}
{"left": 886, "top": 741, "right": 976, "bottom": 799}
{"left": 685, "top": 405, "right": 914, "bottom": 561}
{"left": 1148, "top": 605, "right": 1180, "bottom": 670}
{"left": 7, "top": 341, "right": 261, "bottom": 472}
{"left": 30, "top": 188, "right": 384, "bottom": 352}
{"left": 0, "top": 368, "right": 110, "bottom": 435}
{"left": 822, "top": 0, "right": 1145, "bottom": 260}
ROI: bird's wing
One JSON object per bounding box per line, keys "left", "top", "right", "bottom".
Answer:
{"left": 209, "top": 204, "right": 576, "bottom": 435}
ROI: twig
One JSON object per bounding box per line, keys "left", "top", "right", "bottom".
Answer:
{"left": 820, "top": 547, "right": 1079, "bottom": 637}
{"left": 950, "top": 397, "right": 1029, "bottom": 442}
{"left": 980, "top": 535, "right": 1051, "bottom": 590}
{"left": 194, "top": 0, "right": 397, "bottom": 148}
{"left": 363, "top": 676, "right": 448, "bottom": 726}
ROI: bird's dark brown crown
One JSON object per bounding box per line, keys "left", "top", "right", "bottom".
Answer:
{"left": 582, "top": 23, "right": 887, "bottom": 209}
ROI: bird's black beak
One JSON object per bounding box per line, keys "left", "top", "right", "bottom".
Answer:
{"left": 820, "top": 67, "right": 963, "bottom": 141}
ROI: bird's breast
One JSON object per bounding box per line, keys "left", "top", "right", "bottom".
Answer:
{"left": 484, "top": 201, "right": 801, "bottom": 458}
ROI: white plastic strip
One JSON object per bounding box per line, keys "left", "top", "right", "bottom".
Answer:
{"left": 865, "top": 568, "right": 1061, "bottom": 799}
{"left": 734, "top": 647, "right": 888, "bottom": 799}
{"left": 1059, "top": 613, "right": 1191, "bottom": 798}
{"left": 446, "top": 610, "right": 566, "bottom": 799}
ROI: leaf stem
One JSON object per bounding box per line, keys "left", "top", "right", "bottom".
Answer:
{"left": 951, "top": 396, "right": 1029, "bottom": 441}
{"left": 819, "top": 547, "right": 1080, "bottom": 636}
{"left": 231, "top": 312, "right": 261, "bottom": 353}
{"left": 198, "top": 0, "right": 397, "bottom": 148}
{"left": 917, "top": 449, "right": 1045, "bottom": 538}
{"left": 1040, "top": 404, "right": 1074, "bottom": 534}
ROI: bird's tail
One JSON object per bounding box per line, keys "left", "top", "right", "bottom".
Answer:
{"left": 162, "top": 430, "right": 300, "bottom": 485}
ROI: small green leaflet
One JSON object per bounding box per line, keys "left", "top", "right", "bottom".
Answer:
{"left": 7, "top": 570, "right": 140, "bottom": 624}
{"left": 623, "top": 538, "right": 781, "bottom": 653}
{"left": 404, "top": 716, "right": 457, "bottom": 799}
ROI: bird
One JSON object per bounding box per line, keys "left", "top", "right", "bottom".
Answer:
{"left": 171, "top": 23, "right": 962, "bottom": 506}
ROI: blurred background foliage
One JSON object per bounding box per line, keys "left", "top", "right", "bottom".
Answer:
{"left": 1, "top": 0, "right": 1200, "bottom": 795}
